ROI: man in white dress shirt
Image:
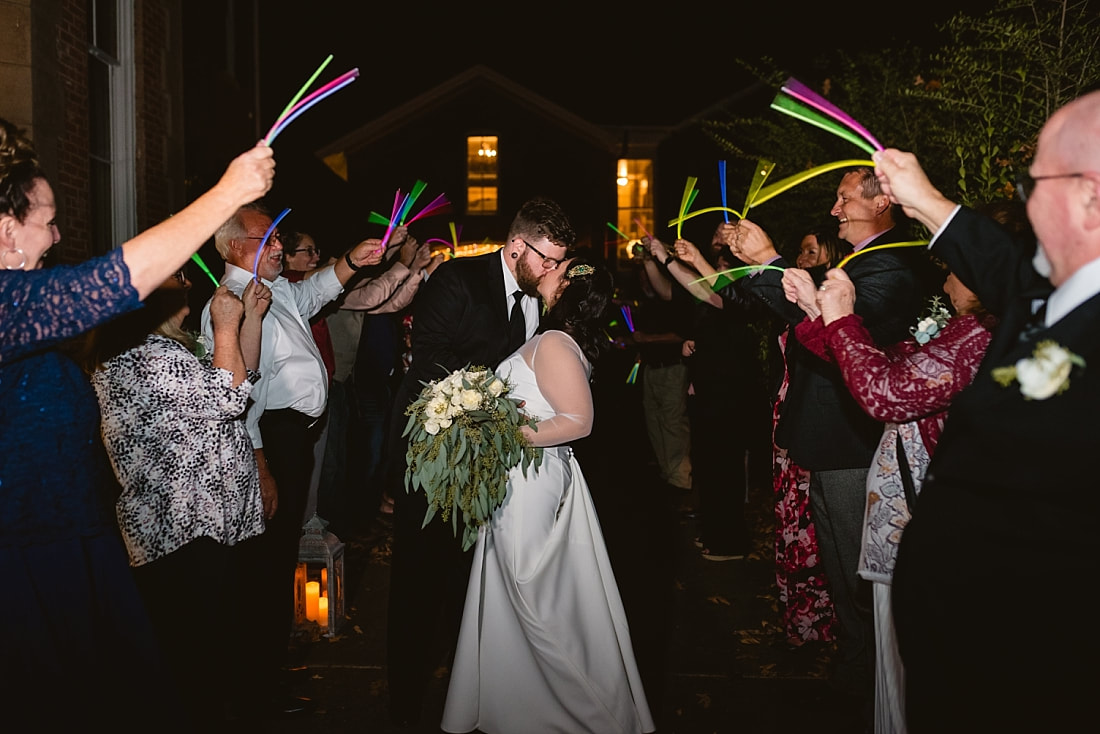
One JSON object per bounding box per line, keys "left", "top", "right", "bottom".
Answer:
{"left": 201, "top": 201, "right": 384, "bottom": 717}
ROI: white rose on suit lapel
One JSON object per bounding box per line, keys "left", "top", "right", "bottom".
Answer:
{"left": 992, "top": 340, "right": 1085, "bottom": 399}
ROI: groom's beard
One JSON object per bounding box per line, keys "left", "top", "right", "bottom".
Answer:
{"left": 514, "top": 257, "right": 542, "bottom": 297}
{"left": 1033, "top": 241, "right": 1052, "bottom": 278}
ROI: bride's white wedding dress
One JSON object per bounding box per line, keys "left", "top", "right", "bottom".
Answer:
{"left": 441, "top": 330, "right": 655, "bottom": 734}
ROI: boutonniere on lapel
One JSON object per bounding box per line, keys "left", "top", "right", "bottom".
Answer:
{"left": 910, "top": 296, "right": 952, "bottom": 345}
{"left": 992, "top": 340, "right": 1085, "bottom": 399}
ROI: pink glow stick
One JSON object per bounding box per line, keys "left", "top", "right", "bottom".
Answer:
{"left": 780, "top": 77, "right": 883, "bottom": 151}
{"left": 265, "top": 73, "right": 358, "bottom": 144}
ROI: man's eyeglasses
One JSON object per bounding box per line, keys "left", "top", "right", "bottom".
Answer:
{"left": 1016, "top": 171, "right": 1087, "bottom": 202}
{"left": 290, "top": 247, "right": 320, "bottom": 257}
{"left": 518, "top": 238, "right": 564, "bottom": 269}
{"left": 171, "top": 269, "right": 187, "bottom": 284}
{"left": 244, "top": 232, "right": 285, "bottom": 245}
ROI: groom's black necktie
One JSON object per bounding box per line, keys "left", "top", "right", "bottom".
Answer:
{"left": 508, "top": 290, "right": 526, "bottom": 353}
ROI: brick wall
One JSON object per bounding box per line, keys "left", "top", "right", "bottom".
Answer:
{"left": 51, "top": 0, "right": 91, "bottom": 264}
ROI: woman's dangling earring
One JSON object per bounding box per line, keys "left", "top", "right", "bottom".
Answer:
{"left": 1, "top": 247, "right": 27, "bottom": 270}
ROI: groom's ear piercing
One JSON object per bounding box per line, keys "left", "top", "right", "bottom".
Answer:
{"left": 511, "top": 252, "right": 518, "bottom": 259}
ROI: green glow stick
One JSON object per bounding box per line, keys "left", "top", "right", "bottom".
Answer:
{"left": 607, "top": 222, "right": 631, "bottom": 240}
{"left": 770, "top": 96, "right": 876, "bottom": 156}
{"left": 273, "top": 55, "right": 333, "bottom": 130}
{"left": 688, "top": 264, "right": 785, "bottom": 286}
{"left": 190, "top": 252, "right": 220, "bottom": 287}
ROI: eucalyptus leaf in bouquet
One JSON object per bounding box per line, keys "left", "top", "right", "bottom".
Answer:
{"left": 403, "top": 364, "right": 543, "bottom": 550}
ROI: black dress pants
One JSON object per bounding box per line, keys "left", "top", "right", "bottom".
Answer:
{"left": 384, "top": 434, "right": 474, "bottom": 722}
{"left": 239, "top": 408, "right": 321, "bottom": 702}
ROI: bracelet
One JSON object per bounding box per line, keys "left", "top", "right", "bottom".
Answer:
{"left": 344, "top": 251, "right": 361, "bottom": 272}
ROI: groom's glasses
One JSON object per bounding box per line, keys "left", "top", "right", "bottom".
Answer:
{"left": 518, "top": 238, "right": 563, "bottom": 270}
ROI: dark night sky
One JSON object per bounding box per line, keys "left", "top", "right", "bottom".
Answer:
{"left": 256, "top": 2, "right": 985, "bottom": 148}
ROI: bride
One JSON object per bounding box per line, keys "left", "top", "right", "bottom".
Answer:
{"left": 441, "top": 257, "right": 655, "bottom": 734}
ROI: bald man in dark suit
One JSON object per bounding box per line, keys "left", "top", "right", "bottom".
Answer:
{"left": 873, "top": 90, "right": 1100, "bottom": 732}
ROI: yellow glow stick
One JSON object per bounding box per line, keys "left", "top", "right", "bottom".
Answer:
{"left": 749, "top": 159, "right": 874, "bottom": 209}
{"left": 667, "top": 206, "right": 743, "bottom": 228}
{"left": 836, "top": 240, "right": 930, "bottom": 268}
{"left": 743, "top": 160, "right": 776, "bottom": 214}
{"left": 676, "top": 177, "right": 698, "bottom": 240}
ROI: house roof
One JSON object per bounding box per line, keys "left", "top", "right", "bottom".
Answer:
{"left": 315, "top": 64, "right": 634, "bottom": 159}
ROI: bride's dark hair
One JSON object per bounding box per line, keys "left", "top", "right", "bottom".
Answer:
{"left": 538, "top": 255, "right": 613, "bottom": 365}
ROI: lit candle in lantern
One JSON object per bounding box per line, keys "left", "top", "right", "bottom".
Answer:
{"left": 305, "top": 581, "right": 320, "bottom": 622}
{"left": 318, "top": 596, "right": 329, "bottom": 627}
{"left": 321, "top": 567, "right": 327, "bottom": 590}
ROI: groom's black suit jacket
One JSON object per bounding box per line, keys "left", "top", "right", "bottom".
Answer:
{"left": 738, "top": 228, "right": 925, "bottom": 471}
{"left": 892, "top": 206, "right": 1100, "bottom": 731}
{"left": 385, "top": 249, "right": 534, "bottom": 715}
{"left": 390, "top": 250, "right": 515, "bottom": 433}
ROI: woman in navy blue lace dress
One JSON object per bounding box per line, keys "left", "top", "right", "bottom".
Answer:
{"left": 0, "top": 117, "right": 274, "bottom": 728}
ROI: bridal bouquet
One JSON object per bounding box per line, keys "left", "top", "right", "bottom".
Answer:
{"left": 403, "top": 365, "right": 543, "bottom": 550}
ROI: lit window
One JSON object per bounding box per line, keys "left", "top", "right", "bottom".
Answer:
{"left": 467, "top": 136, "right": 498, "bottom": 215}
{"left": 615, "top": 159, "right": 653, "bottom": 261}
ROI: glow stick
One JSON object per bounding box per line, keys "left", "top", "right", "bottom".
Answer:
{"left": 190, "top": 253, "right": 220, "bottom": 287}
{"left": 620, "top": 304, "right": 635, "bottom": 333}
{"left": 689, "top": 264, "right": 785, "bottom": 286}
{"left": 252, "top": 207, "right": 291, "bottom": 281}
{"left": 743, "top": 160, "right": 776, "bottom": 213}
{"left": 626, "top": 359, "right": 640, "bottom": 384}
{"left": 781, "top": 78, "right": 883, "bottom": 151}
{"left": 750, "top": 159, "right": 875, "bottom": 209}
{"left": 265, "top": 71, "right": 359, "bottom": 145}
{"left": 268, "top": 55, "right": 333, "bottom": 136}
{"left": 449, "top": 222, "right": 461, "bottom": 253}
{"left": 397, "top": 180, "right": 428, "bottom": 225}
{"left": 405, "top": 192, "right": 451, "bottom": 225}
{"left": 633, "top": 218, "right": 653, "bottom": 238}
{"left": 836, "top": 241, "right": 930, "bottom": 269}
{"left": 667, "top": 206, "right": 743, "bottom": 229}
{"left": 719, "top": 160, "right": 729, "bottom": 223}
{"left": 276, "top": 69, "right": 357, "bottom": 127}
{"left": 378, "top": 191, "right": 403, "bottom": 254}
{"left": 770, "top": 96, "right": 876, "bottom": 156}
{"left": 676, "top": 177, "right": 698, "bottom": 240}
{"left": 607, "top": 222, "right": 630, "bottom": 241}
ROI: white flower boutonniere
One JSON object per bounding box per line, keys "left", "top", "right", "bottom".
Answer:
{"left": 910, "top": 296, "right": 952, "bottom": 345}
{"left": 992, "top": 340, "right": 1086, "bottom": 400}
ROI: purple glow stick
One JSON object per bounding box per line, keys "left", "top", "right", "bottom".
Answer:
{"left": 781, "top": 77, "right": 883, "bottom": 151}
{"left": 274, "top": 69, "right": 358, "bottom": 128}
{"left": 405, "top": 193, "right": 451, "bottom": 224}
{"left": 265, "top": 72, "right": 359, "bottom": 145}
{"left": 252, "top": 207, "right": 291, "bottom": 281}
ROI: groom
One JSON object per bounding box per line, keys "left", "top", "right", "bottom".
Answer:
{"left": 872, "top": 90, "right": 1100, "bottom": 733}
{"left": 384, "top": 197, "right": 576, "bottom": 727}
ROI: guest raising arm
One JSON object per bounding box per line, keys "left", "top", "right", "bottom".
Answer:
{"left": 0, "top": 116, "right": 273, "bottom": 729}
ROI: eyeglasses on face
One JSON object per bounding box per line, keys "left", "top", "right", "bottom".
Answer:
{"left": 244, "top": 232, "right": 285, "bottom": 245}
{"left": 289, "top": 247, "right": 319, "bottom": 257}
{"left": 1015, "top": 171, "right": 1086, "bottom": 202}
{"left": 518, "top": 238, "right": 564, "bottom": 269}
{"left": 171, "top": 269, "right": 188, "bottom": 284}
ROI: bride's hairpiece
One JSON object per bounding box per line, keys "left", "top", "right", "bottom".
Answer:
{"left": 567, "top": 264, "right": 594, "bottom": 279}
